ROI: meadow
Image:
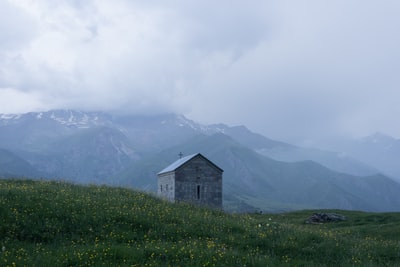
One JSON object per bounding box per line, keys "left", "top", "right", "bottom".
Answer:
{"left": 1, "top": 179, "right": 400, "bottom": 266}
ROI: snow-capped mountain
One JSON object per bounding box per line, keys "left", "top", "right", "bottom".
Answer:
{"left": 0, "top": 109, "right": 388, "bottom": 178}
{"left": 0, "top": 110, "right": 229, "bottom": 182}
{"left": 0, "top": 110, "right": 112, "bottom": 128}
{"left": 0, "top": 110, "right": 195, "bottom": 151}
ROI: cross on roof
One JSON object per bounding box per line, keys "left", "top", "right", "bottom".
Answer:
{"left": 178, "top": 152, "right": 183, "bottom": 159}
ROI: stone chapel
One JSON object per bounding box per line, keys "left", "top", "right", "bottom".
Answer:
{"left": 157, "top": 153, "right": 223, "bottom": 209}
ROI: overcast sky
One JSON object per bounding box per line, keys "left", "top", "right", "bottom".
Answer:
{"left": 1, "top": 0, "right": 399, "bottom": 143}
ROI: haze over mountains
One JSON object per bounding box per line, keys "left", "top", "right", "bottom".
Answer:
{"left": 1, "top": 109, "right": 400, "bottom": 212}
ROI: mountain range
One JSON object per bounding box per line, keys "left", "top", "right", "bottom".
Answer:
{"left": 315, "top": 132, "right": 400, "bottom": 180}
{"left": 1, "top": 109, "right": 400, "bottom": 212}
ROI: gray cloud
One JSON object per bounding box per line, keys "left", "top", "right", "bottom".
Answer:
{"left": 1, "top": 0, "right": 400, "bottom": 142}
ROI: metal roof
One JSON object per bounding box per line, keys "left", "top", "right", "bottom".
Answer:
{"left": 157, "top": 153, "right": 198, "bottom": 175}
{"left": 157, "top": 153, "right": 223, "bottom": 175}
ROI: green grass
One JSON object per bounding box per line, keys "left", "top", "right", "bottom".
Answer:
{"left": 1, "top": 179, "right": 400, "bottom": 266}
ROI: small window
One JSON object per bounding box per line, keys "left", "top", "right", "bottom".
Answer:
{"left": 160, "top": 185, "right": 163, "bottom": 192}
{"left": 166, "top": 184, "right": 169, "bottom": 191}
{"left": 197, "top": 185, "right": 201, "bottom": 200}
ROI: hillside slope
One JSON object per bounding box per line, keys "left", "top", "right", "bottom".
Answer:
{"left": 221, "top": 125, "right": 377, "bottom": 176}
{"left": 327, "top": 133, "right": 400, "bottom": 180}
{"left": 0, "top": 149, "right": 42, "bottom": 178}
{"left": 1, "top": 179, "right": 399, "bottom": 266}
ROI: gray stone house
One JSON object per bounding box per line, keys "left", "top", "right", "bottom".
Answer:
{"left": 157, "top": 153, "right": 223, "bottom": 209}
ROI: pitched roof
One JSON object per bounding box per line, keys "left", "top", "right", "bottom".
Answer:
{"left": 157, "top": 153, "right": 223, "bottom": 175}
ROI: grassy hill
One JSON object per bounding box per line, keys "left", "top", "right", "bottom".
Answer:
{"left": 1, "top": 179, "right": 400, "bottom": 266}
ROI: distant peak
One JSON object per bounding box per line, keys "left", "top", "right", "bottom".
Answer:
{"left": 363, "top": 132, "right": 396, "bottom": 144}
{"left": 0, "top": 113, "right": 21, "bottom": 120}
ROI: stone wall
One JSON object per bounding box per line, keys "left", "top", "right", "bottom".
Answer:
{"left": 174, "top": 156, "right": 222, "bottom": 208}
{"left": 157, "top": 172, "right": 175, "bottom": 202}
